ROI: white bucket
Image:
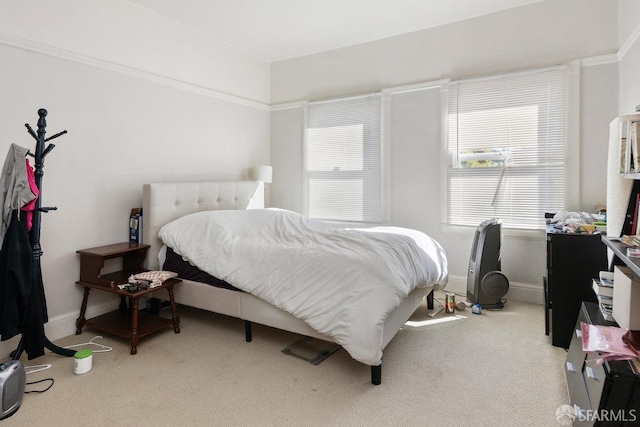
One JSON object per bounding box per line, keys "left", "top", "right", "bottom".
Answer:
{"left": 74, "top": 349, "right": 93, "bottom": 374}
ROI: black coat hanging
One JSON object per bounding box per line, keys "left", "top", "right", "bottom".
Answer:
{"left": 6, "top": 109, "right": 75, "bottom": 360}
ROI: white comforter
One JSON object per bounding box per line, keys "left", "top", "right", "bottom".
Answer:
{"left": 158, "top": 208, "right": 448, "bottom": 366}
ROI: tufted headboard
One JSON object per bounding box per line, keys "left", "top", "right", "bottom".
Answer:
{"left": 142, "top": 181, "right": 264, "bottom": 270}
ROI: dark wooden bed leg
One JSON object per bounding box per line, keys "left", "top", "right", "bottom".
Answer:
{"left": 371, "top": 365, "right": 381, "bottom": 385}
{"left": 245, "top": 321, "right": 252, "bottom": 342}
{"left": 427, "top": 290, "right": 434, "bottom": 310}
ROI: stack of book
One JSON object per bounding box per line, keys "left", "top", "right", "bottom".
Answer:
{"left": 593, "top": 271, "right": 615, "bottom": 321}
{"left": 627, "top": 247, "right": 640, "bottom": 258}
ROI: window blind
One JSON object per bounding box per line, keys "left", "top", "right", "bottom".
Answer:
{"left": 446, "top": 67, "right": 568, "bottom": 229}
{"left": 306, "top": 94, "right": 382, "bottom": 222}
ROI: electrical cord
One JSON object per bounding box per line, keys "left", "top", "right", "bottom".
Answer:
{"left": 25, "top": 378, "right": 54, "bottom": 394}
{"left": 483, "top": 298, "right": 507, "bottom": 311}
{"left": 434, "top": 294, "right": 507, "bottom": 311}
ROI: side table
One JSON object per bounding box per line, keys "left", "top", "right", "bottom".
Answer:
{"left": 75, "top": 242, "right": 181, "bottom": 355}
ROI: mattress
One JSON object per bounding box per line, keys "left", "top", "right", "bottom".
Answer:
{"left": 162, "top": 246, "right": 241, "bottom": 292}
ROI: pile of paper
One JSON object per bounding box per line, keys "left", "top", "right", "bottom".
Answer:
{"left": 581, "top": 322, "right": 639, "bottom": 366}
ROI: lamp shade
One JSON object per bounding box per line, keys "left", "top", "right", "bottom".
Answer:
{"left": 254, "top": 165, "right": 272, "bottom": 183}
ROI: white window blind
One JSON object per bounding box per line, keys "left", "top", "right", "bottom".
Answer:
{"left": 446, "top": 67, "right": 568, "bottom": 229}
{"left": 305, "top": 94, "right": 382, "bottom": 222}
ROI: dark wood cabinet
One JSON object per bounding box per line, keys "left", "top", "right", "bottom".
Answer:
{"left": 565, "top": 302, "right": 640, "bottom": 426}
{"left": 545, "top": 226, "right": 607, "bottom": 348}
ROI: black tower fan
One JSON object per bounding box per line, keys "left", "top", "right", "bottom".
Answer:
{"left": 467, "top": 218, "right": 509, "bottom": 309}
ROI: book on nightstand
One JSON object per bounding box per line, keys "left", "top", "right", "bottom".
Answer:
{"left": 129, "top": 208, "right": 142, "bottom": 244}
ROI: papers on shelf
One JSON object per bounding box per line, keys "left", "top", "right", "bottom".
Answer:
{"left": 621, "top": 235, "right": 640, "bottom": 247}
{"left": 593, "top": 272, "right": 615, "bottom": 320}
{"left": 593, "top": 278, "right": 614, "bottom": 297}
{"left": 620, "top": 120, "right": 640, "bottom": 174}
{"left": 599, "top": 271, "right": 614, "bottom": 287}
{"left": 628, "top": 247, "right": 640, "bottom": 258}
{"left": 581, "top": 322, "right": 638, "bottom": 364}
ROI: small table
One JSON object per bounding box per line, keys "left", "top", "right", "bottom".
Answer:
{"left": 74, "top": 242, "right": 181, "bottom": 355}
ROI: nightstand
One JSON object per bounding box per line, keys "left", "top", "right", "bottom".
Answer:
{"left": 74, "top": 242, "right": 181, "bottom": 354}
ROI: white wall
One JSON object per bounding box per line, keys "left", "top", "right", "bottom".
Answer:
{"left": 580, "top": 61, "right": 619, "bottom": 212}
{"left": 271, "top": 0, "right": 617, "bottom": 105}
{"left": 0, "top": 1, "right": 270, "bottom": 354}
{"left": 619, "top": 1, "right": 640, "bottom": 114}
{"left": 270, "top": 0, "right": 619, "bottom": 301}
{"left": 0, "top": 0, "right": 270, "bottom": 104}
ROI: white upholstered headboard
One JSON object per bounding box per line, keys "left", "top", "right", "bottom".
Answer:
{"left": 142, "top": 181, "right": 264, "bottom": 270}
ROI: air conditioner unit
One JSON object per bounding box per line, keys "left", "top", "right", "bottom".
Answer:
{"left": 467, "top": 218, "right": 509, "bottom": 309}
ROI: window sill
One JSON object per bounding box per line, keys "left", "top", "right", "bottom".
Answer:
{"left": 441, "top": 223, "right": 546, "bottom": 240}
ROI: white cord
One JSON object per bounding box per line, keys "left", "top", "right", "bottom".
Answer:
{"left": 63, "top": 335, "right": 113, "bottom": 353}
{"left": 25, "top": 364, "right": 52, "bottom": 375}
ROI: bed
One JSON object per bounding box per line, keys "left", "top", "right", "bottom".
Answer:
{"left": 142, "top": 181, "right": 448, "bottom": 384}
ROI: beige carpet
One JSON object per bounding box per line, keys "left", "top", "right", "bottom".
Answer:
{"left": 2, "top": 295, "right": 568, "bottom": 427}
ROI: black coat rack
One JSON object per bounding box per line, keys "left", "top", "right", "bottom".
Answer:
{"left": 11, "top": 109, "right": 75, "bottom": 360}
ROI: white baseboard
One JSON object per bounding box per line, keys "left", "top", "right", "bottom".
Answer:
{"left": 442, "top": 274, "right": 544, "bottom": 305}
{"left": 0, "top": 277, "right": 545, "bottom": 359}
{"left": 0, "top": 300, "right": 120, "bottom": 359}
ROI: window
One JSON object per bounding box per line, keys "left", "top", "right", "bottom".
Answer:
{"left": 446, "top": 67, "right": 568, "bottom": 230}
{"left": 305, "top": 94, "right": 382, "bottom": 223}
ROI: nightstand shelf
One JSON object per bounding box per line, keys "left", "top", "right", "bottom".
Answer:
{"left": 85, "top": 310, "right": 173, "bottom": 341}
{"left": 77, "top": 242, "right": 149, "bottom": 288}
{"left": 75, "top": 242, "right": 181, "bottom": 354}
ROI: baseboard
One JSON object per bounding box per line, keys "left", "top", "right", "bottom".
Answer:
{"left": 0, "top": 299, "right": 120, "bottom": 359}
{"left": 443, "top": 274, "right": 544, "bottom": 305}
{"left": 0, "top": 277, "right": 545, "bottom": 359}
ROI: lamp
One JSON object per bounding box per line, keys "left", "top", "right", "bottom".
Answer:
{"left": 613, "top": 266, "right": 640, "bottom": 349}
{"left": 254, "top": 165, "right": 272, "bottom": 183}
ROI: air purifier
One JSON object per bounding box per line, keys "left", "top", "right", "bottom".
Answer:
{"left": 467, "top": 218, "right": 509, "bottom": 309}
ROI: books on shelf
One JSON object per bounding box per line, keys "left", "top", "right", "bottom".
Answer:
{"left": 592, "top": 278, "right": 614, "bottom": 298}
{"left": 632, "top": 193, "right": 640, "bottom": 235}
{"left": 598, "top": 294, "right": 613, "bottom": 308}
{"left": 599, "top": 300, "right": 615, "bottom": 322}
{"left": 628, "top": 247, "right": 640, "bottom": 258}
{"left": 632, "top": 121, "right": 640, "bottom": 172}
{"left": 599, "top": 271, "right": 614, "bottom": 287}
{"left": 594, "top": 271, "right": 615, "bottom": 321}
{"left": 619, "top": 120, "right": 640, "bottom": 174}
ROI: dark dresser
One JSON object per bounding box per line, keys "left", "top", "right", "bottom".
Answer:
{"left": 565, "top": 302, "right": 640, "bottom": 426}
{"left": 545, "top": 224, "right": 607, "bottom": 348}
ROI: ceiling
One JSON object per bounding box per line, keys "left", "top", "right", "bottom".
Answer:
{"left": 128, "top": 0, "right": 544, "bottom": 62}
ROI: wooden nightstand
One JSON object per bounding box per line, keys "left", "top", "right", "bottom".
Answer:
{"left": 75, "top": 242, "right": 181, "bottom": 354}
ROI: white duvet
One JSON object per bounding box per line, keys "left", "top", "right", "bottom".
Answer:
{"left": 158, "top": 208, "right": 448, "bottom": 366}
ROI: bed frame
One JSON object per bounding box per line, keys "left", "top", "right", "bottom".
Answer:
{"left": 142, "top": 181, "right": 434, "bottom": 384}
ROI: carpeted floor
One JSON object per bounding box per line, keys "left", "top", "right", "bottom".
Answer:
{"left": 2, "top": 294, "right": 568, "bottom": 426}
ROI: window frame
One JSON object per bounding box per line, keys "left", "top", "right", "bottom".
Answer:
{"left": 441, "top": 64, "right": 581, "bottom": 232}
{"left": 302, "top": 92, "right": 388, "bottom": 224}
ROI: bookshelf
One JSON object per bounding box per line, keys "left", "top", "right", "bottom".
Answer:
{"left": 602, "top": 236, "right": 640, "bottom": 277}
{"left": 617, "top": 114, "right": 640, "bottom": 176}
